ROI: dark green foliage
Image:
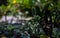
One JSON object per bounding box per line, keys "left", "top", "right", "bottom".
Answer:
{"left": 0, "top": 0, "right": 8, "bottom": 6}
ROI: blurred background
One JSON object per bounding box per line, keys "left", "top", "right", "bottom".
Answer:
{"left": 0, "top": 0, "right": 60, "bottom": 38}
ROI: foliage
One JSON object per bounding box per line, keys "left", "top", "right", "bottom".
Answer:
{"left": 0, "top": 0, "right": 60, "bottom": 37}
